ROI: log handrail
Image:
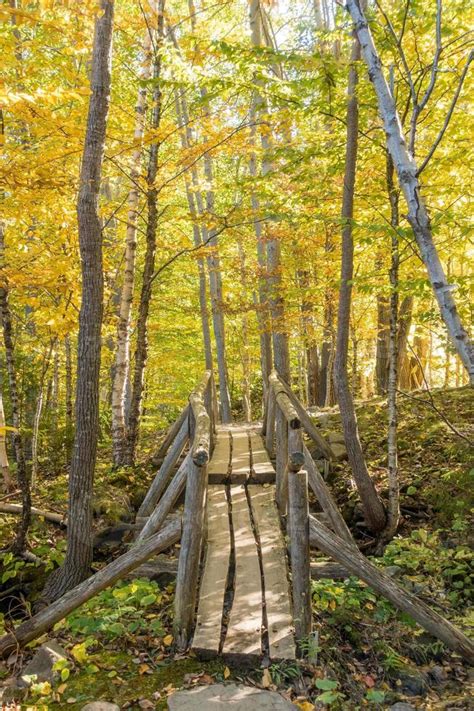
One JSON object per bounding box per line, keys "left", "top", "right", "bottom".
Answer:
{"left": 189, "top": 370, "right": 212, "bottom": 466}
{"left": 268, "top": 370, "right": 300, "bottom": 429}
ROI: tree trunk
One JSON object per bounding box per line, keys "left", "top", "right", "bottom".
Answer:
{"left": 0, "top": 223, "right": 31, "bottom": 553}
{"left": 383, "top": 151, "right": 400, "bottom": 540}
{"left": 42, "top": 0, "right": 114, "bottom": 601}
{"left": 333, "top": 24, "right": 386, "bottom": 533}
{"left": 174, "top": 88, "right": 213, "bottom": 371}
{"left": 249, "top": 0, "right": 290, "bottom": 383}
{"left": 125, "top": 2, "right": 165, "bottom": 466}
{"left": 238, "top": 238, "right": 252, "bottom": 422}
{"left": 346, "top": 0, "right": 474, "bottom": 383}
{"left": 0, "top": 392, "right": 14, "bottom": 491}
{"left": 375, "top": 256, "right": 390, "bottom": 395}
{"left": 111, "top": 11, "right": 154, "bottom": 467}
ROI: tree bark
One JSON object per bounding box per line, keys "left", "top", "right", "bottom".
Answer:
{"left": 125, "top": 1, "right": 165, "bottom": 466}
{"left": 0, "top": 392, "right": 14, "bottom": 491}
{"left": 383, "top": 151, "right": 400, "bottom": 540}
{"left": 42, "top": 0, "right": 114, "bottom": 601}
{"left": 333, "top": 23, "right": 386, "bottom": 533}
{"left": 0, "top": 224, "right": 31, "bottom": 553}
{"left": 174, "top": 88, "right": 213, "bottom": 371}
{"left": 249, "top": 0, "right": 290, "bottom": 383}
{"left": 346, "top": 0, "right": 474, "bottom": 383}
{"left": 111, "top": 8, "right": 154, "bottom": 467}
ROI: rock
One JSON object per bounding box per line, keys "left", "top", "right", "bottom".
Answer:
{"left": 389, "top": 704, "right": 416, "bottom": 711}
{"left": 384, "top": 565, "right": 403, "bottom": 578}
{"left": 167, "top": 683, "right": 298, "bottom": 710}
{"left": 396, "top": 670, "right": 429, "bottom": 697}
{"left": 19, "top": 640, "right": 67, "bottom": 686}
{"left": 330, "top": 443, "right": 347, "bottom": 461}
{"left": 327, "top": 431, "right": 345, "bottom": 445}
{"left": 81, "top": 704, "right": 120, "bottom": 711}
{"left": 428, "top": 665, "right": 448, "bottom": 686}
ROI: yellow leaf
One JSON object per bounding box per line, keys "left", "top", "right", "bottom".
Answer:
{"left": 223, "top": 666, "right": 230, "bottom": 679}
{"left": 139, "top": 663, "right": 151, "bottom": 675}
{"left": 262, "top": 668, "right": 272, "bottom": 688}
{"left": 295, "top": 702, "right": 314, "bottom": 711}
{"left": 163, "top": 634, "right": 173, "bottom": 646}
{"left": 57, "top": 683, "right": 68, "bottom": 694}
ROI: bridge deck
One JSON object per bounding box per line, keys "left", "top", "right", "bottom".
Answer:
{"left": 192, "top": 425, "right": 295, "bottom": 661}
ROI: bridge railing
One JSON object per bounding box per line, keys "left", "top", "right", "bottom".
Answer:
{"left": 173, "top": 370, "right": 216, "bottom": 650}
{"left": 265, "top": 370, "right": 312, "bottom": 644}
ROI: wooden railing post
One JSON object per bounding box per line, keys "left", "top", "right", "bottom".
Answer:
{"left": 174, "top": 371, "right": 211, "bottom": 651}
{"left": 275, "top": 407, "right": 287, "bottom": 507}
{"left": 264, "top": 386, "right": 276, "bottom": 456}
{"left": 288, "top": 460, "right": 312, "bottom": 649}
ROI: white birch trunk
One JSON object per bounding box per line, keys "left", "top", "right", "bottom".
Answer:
{"left": 111, "top": 12, "right": 154, "bottom": 466}
{"left": 346, "top": 0, "right": 474, "bottom": 383}
{"left": 0, "top": 392, "right": 13, "bottom": 491}
{"left": 249, "top": 0, "right": 290, "bottom": 383}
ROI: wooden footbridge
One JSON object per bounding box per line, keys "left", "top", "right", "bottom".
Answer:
{"left": 1, "top": 371, "right": 473, "bottom": 664}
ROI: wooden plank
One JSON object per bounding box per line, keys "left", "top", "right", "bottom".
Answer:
{"left": 230, "top": 427, "right": 250, "bottom": 483}
{"left": 193, "top": 487, "right": 231, "bottom": 656}
{"left": 223, "top": 485, "right": 262, "bottom": 659}
{"left": 208, "top": 428, "right": 231, "bottom": 484}
{"left": 249, "top": 487, "right": 295, "bottom": 660}
{"left": 249, "top": 433, "right": 275, "bottom": 483}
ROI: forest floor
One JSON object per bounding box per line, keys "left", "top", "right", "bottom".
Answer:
{"left": 0, "top": 386, "right": 472, "bottom": 710}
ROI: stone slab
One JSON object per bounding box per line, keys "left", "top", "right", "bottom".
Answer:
{"left": 168, "top": 683, "right": 298, "bottom": 710}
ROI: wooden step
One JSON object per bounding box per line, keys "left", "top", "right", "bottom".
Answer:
{"left": 223, "top": 484, "right": 262, "bottom": 660}
{"left": 192, "top": 482, "right": 295, "bottom": 661}
{"left": 250, "top": 488, "right": 295, "bottom": 659}
{"left": 249, "top": 432, "right": 275, "bottom": 483}
{"left": 230, "top": 428, "right": 250, "bottom": 483}
{"left": 208, "top": 428, "right": 231, "bottom": 484}
{"left": 192, "top": 486, "right": 231, "bottom": 656}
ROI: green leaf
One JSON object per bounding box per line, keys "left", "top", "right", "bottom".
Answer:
{"left": 61, "top": 668, "right": 70, "bottom": 682}
{"left": 315, "top": 678, "right": 338, "bottom": 691}
{"left": 140, "top": 594, "right": 157, "bottom": 607}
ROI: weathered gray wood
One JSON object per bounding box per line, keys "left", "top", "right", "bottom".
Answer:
{"left": 308, "top": 515, "right": 474, "bottom": 664}
{"left": 250, "top": 487, "right": 295, "bottom": 660}
{"left": 138, "top": 417, "right": 188, "bottom": 517}
{"left": 223, "top": 485, "right": 262, "bottom": 659}
{"left": 174, "top": 459, "right": 208, "bottom": 650}
{"left": 288, "top": 469, "right": 311, "bottom": 645}
{"left": 311, "top": 561, "right": 349, "bottom": 579}
{"left": 277, "top": 377, "right": 334, "bottom": 460}
{"left": 207, "top": 427, "right": 231, "bottom": 483}
{"left": 249, "top": 432, "right": 275, "bottom": 483}
{"left": 136, "top": 454, "right": 190, "bottom": 542}
{"left": 269, "top": 371, "right": 300, "bottom": 429}
{"left": 193, "top": 486, "right": 231, "bottom": 655}
{"left": 230, "top": 427, "right": 250, "bottom": 483}
{"left": 190, "top": 371, "right": 211, "bottom": 466}
{"left": 303, "top": 443, "right": 355, "bottom": 548}
{"left": 274, "top": 409, "right": 287, "bottom": 507}
{"left": 0, "top": 504, "right": 66, "bottom": 526}
{"left": 152, "top": 405, "right": 189, "bottom": 466}
{"left": 287, "top": 427, "right": 304, "bottom": 473}
{"left": 265, "top": 388, "right": 276, "bottom": 456}
{"left": 0, "top": 519, "right": 181, "bottom": 658}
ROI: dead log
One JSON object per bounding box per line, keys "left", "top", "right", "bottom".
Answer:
{"left": 0, "top": 504, "right": 66, "bottom": 527}
{"left": 303, "top": 443, "right": 355, "bottom": 548}
{"left": 0, "top": 518, "right": 182, "bottom": 658}
{"left": 136, "top": 455, "right": 189, "bottom": 541}
{"left": 308, "top": 515, "right": 474, "bottom": 664}
{"left": 174, "top": 459, "right": 208, "bottom": 650}
{"left": 138, "top": 416, "right": 189, "bottom": 517}
{"left": 311, "top": 561, "right": 349, "bottom": 579}
{"left": 152, "top": 405, "right": 189, "bottom": 466}
{"left": 190, "top": 371, "right": 211, "bottom": 466}
{"left": 278, "top": 377, "right": 334, "bottom": 460}
{"left": 269, "top": 370, "right": 300, "bottom": 429}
